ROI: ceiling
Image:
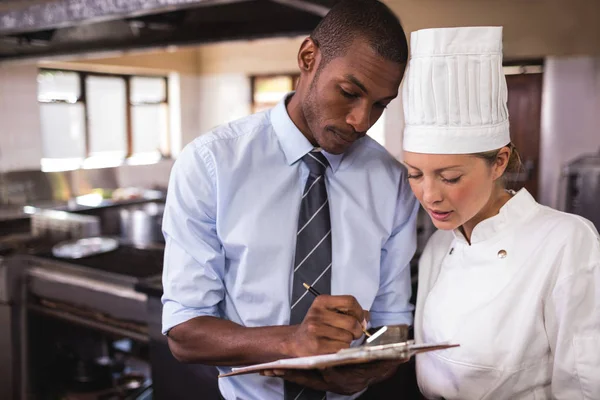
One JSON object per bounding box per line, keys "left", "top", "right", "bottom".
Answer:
{"left": 0, "top": 0, "right": 338, "bottom": 61}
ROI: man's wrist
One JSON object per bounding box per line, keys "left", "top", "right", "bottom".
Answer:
{"left": 274, "top": 325, "right": 297, "bottom": 359}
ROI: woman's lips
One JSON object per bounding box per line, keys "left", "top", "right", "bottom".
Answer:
{"left": 429, "top": 209, "right": 453, "bottom": 222}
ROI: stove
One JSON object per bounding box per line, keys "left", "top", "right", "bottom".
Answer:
{"left": 13, "top": 240, "right": 165, "bottom": 337}
{"left": 0, "top": 239, "right": 165, "bottom": 400}
{"left": 33, "top": 245, "right": 164, "bottom": 279}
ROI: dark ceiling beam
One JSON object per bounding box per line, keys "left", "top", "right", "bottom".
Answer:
{"left": 0, "top": 0, "right": 250, "bottom": 36}
{"left": 0, "top": 1, "right": 323, "bottom": 61}
{"left": 269, "top": 0, "right": 330, "bottom": 17}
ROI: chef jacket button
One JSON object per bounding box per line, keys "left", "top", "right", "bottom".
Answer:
{"left": 449, "top": 247, "right": 454, "bottom": 255}
{"left": 497, "top": 249, "right": 507, "bottom": 259}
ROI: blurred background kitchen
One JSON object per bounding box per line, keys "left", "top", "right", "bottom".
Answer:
{"left": 0, "top": 0, "right": 598, "bottom": 399}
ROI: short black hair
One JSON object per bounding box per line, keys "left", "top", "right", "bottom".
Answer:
{"left": 310, "top": 0, "right": 408, "bottom": 67}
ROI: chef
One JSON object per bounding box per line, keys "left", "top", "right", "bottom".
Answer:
{"left": 401, "top": 26, "right": 600, "bottom": 399}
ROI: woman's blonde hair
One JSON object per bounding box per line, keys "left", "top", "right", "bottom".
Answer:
{"left": 473, "top": 143, "right": 523, "bottom": 186}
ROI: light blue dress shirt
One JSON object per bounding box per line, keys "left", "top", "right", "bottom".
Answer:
{"left": 161, "top": 94, "right": 419, "bottom": 400}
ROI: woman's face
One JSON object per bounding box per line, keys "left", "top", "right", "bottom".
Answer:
{"left": 403, "top": 151, "right": 507, "bottom": 232}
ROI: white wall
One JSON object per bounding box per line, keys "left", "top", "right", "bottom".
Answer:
{"left": 539, "top": 56, "right": 600, "bottom": 208}
{"left": 196, "top": 74, "right": 251, "bottom": 139}
{"left": 177, "top": 73, "right": 201, "bottom": 149}
{"left": 0, "top": 63, "right": 43, "bottom": 171}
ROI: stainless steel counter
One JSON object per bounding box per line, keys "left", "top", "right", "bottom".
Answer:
{"left": 0, "top": 255, "right": 27, "bottom": 400}
{"left": 1, "top": 241, "right": 164, "bottom": 399}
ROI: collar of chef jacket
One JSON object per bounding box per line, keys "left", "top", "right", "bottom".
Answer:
{"left": 452, "top": 188, "right": 539, "bottom": 245}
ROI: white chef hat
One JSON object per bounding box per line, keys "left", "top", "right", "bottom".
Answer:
{"left": 402, "top": 26, "right": 510, "bottom": 154}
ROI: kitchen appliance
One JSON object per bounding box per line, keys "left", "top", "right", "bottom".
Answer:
{"left": 31, "top": 209, "right": 101, "bottom": 241}
{"left": 52, "top": 236, "right": 119, "bottom": 259}
{"left": 119, "top": 202, "right": 165, "bottom": 248}
{"left": 561, "top": 150, "right": 600, "bottom": 231}
{"left": 0, "top": 255, "right": 25, "bottom": 400}
{"left": 9, "top": 241, "right": 164, "bottom": 399}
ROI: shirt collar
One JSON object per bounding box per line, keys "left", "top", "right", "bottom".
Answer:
{"left": 453, "top": 188, "right": 540, "bottom": 244}
{"left": 270, "top": 92, "right": 343, "bottom": 173}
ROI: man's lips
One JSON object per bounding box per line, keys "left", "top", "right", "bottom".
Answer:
{"left": 329, "top": 128, "right": 357, "bottom": 143}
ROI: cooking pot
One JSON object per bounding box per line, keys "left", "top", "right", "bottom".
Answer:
{"left": 119, "top": 202, "right": 165, "bottom": 247}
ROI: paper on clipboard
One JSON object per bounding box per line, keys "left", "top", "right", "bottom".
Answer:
{"left": 218, "top": 341, "right": 459, "bottom": 378}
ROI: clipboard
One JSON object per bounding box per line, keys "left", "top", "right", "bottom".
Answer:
{"left": 219, "top": 341, "right": 459, "bottom": 378}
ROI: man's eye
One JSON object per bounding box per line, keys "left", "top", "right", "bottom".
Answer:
{"left": 341, "top": 89, "right": 358, "bottom": 99}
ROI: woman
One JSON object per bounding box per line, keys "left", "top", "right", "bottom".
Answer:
{"left": 402, "top": 27, "right": 600, "bottom": 399}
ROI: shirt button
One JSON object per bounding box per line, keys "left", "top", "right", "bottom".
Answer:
{"left": 449, "top": 247, "right": 454, "bottom": 255}
{"left": 497, "top": 249, "right": 507, "bottom": 259}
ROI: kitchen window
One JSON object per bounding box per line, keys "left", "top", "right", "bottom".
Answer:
{"left": 251, "top": 74, "right": 299, "bottom": 113}
{"left": 37, "top": 69, "right": 170, "bottom": 171}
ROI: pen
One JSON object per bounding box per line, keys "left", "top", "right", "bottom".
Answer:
{"left": 302, "top": 282, "right": 371, "bottom": 338}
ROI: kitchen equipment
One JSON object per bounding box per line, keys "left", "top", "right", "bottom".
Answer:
{"left": 0, "top": 256, "right": 25, "bottom": 400}
{"left": 119, "top": 203, "right": 165, "bottom": 248}
{"left": 31, "top": 209, "right": 101, "bottom": 241}
{"left": 116, "top": 372, "right": 147, "bottom": 392}
{"left": 71, "top": 357, "right": 114, "bottom": 392}
{"left": 52, "top": 237, "right": 119, "bottom": 259}
{"left": 561, "top": 150, "right": 600, "bottom": 231}
{"left": 17, "top": 243, "right": 163, "bottom": 398}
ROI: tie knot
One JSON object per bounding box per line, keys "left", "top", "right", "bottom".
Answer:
{"left": 302, "top": 151, "right": 329, "bottom": 176}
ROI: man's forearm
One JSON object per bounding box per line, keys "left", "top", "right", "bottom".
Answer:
{"left": 167, "top": 316, "right": 296, "bottom": 366}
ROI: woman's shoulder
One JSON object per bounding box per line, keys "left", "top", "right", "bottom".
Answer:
{"left": 533, "top": 204, "right": 599, "bottom": 245}
{"left": 529, "top": 204, "right": 600, "bottom": 276}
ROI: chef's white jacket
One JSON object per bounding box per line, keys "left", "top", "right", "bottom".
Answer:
{"left": 414, "top": 189, "right": 600, "bottom": 399}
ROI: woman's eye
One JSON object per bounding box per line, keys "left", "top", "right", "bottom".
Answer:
{"left": 442, "top": 176, "right": 461, "bottom": 184}
{"left": 407, "top": 174, "right": 423, "bottom": 180}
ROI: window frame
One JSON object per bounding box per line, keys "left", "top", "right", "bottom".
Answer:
{"left": 250, "top": 73, "right": 300, "bottom": 113}
{"left": 37, "top": 68, "right": 170, "bottom": 161}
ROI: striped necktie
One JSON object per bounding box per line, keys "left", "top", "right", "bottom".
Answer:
{"left": 285, "top": 151, "right": 332, "bottom": 400}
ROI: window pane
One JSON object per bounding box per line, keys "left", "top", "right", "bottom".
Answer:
{"left": 253, "top": 76, "right": 293, "bottom": 104}
{"left": 86, "top": 76, "right": 127, "bottom": 158}
{"left": 40, "top": 103, "right": 86, "bottom": 159}
{"left": 38, "top": 70, "right": 80, "bottom": 103}
{"left": 132, "top": 104, "right": 168, "bottom": 155}
{"left": 130, "top": 77, "right": 166, "bottom": 104}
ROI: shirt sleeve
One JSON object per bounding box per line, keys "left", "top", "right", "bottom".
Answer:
{"left": 546, "top": 259, "right": 600, "bottom": 399}
{"left": 369, "top": 170, "right": 419, "bottom": 328}
{"left": 161, "top": 141, "right": 226, "bottom": 335}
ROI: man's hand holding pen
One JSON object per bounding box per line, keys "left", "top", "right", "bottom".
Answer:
{"left": 282, "top": 294, "right": 369, "bottom": 358}
{"left": 259, "top": 289, "right": 404, "bottom": 395}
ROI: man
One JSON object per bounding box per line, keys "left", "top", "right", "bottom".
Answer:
{"left": 161, "top": 0, "right": 419, "bottom": 398}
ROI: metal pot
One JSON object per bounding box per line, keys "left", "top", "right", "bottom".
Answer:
{"left": 119, "top": 202, "right": 165, "bottom": 247}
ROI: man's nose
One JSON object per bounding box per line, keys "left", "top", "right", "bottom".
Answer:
{"left": 346, "top": 104, "right": 371, "bottom": 134}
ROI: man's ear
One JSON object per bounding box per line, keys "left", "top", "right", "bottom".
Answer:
{"left": 297, "top": 37, "right": 320, "bottom": 73}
